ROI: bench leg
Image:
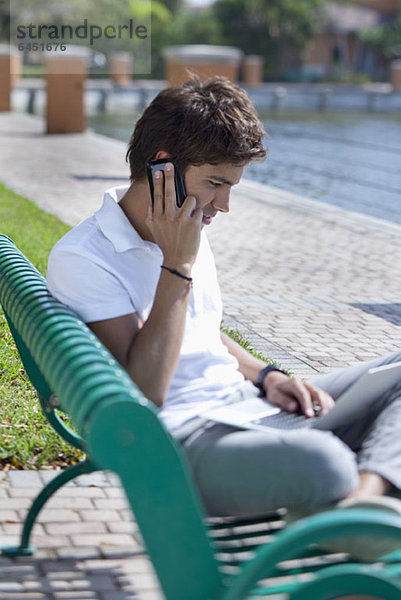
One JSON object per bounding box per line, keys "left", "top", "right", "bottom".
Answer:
{"left": 1, "top": 459, "right": 99, "bottom": 557}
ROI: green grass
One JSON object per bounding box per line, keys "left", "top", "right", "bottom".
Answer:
{"left": 221, "top": 325, "right": 284, "bottom": 368}
{"left": 0, "top": 184, "right": 70, "bottom": 273}
{"left": 0, "top": 183, "right": 81, "bottom": 469}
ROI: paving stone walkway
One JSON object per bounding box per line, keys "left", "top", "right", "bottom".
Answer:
{"left": 1, "top": 111, "right": 401, "bottom": 598}
{"left": 208, "top": 179, "right": 401, "bottom": 376}
{"left": 0, "top": 471, "right": 162, "bottom": 600}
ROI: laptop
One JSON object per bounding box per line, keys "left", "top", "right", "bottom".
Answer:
{"left": 202, "top": 361, "right": 401, "bottom": 432}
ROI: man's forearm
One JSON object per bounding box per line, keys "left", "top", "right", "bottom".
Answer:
{"left": 221, "top": 332, "right": 266, "bottom": 384}
{"left": 221, "top": 332, "right": 294, "bottom": 402}
{"left": 126, "top": 269, "right": 191, "bottom": 406}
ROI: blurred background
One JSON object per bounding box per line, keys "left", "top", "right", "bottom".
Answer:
{"left": 2, "top": 0, "right": 400, "bottom": 82}
{"left": 1, "top": 0, "right": 401, "bottom": 224}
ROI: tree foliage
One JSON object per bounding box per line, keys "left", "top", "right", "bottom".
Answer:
{"left": 359, "top": 15, "right": 401, "bottom": 59}
{"left": 166, "top": 7, "right": 223, "bottom": 47}
{"left": 211, "top": 0, "right": 324, "bottom": 78}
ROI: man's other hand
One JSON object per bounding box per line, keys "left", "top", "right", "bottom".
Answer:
{"left": 263, "top": 372, "right": 335, "bottom": 418}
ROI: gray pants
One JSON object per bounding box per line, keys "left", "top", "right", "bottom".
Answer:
{"left": 173, "top": 350, "right": 401, "bottom": 517}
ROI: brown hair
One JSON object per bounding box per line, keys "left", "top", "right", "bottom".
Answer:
{"left": 126, "top": 75, "right": 266, "bottom": 181}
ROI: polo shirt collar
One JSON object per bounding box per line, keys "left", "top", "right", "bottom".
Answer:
{"left": 95, "top": 185, "right": 160, "bottom": 254}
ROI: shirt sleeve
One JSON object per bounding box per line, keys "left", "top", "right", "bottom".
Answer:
{"left": 46, "top": 249, "right": 136, "bottom": 323}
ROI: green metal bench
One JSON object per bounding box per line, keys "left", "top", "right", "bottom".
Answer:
{"left": 1, "top": 232, "right": 401, "bottom": 600}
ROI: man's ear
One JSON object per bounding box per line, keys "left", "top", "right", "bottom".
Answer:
{"left": 154, "top": 150, "right": 171, "bottom": 160}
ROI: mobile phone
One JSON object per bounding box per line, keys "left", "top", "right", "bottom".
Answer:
{"left": 146, "top": 159, "right": 187, "bottom": 208}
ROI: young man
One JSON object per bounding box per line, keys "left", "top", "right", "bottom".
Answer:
{"left": 47, "top": 77, "right": 401, "bottom": 559}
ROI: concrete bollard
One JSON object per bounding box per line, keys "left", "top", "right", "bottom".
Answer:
{"left": 0, "top": 54, "right": 12, "bottom": 112}
{"left": 390, "top": 60, "right": 401, "bottom": 92}
{"left": 46, "top": 54, "right": 87, "bottom": 134}
{"left": 241, "top": 55, "right": 263, "bottom": 87}
{"left": 318, "top": 87, "right": 331, "bottom": 112}
{"left": 163, "top": 45, "right": 243, "bottom": 86}
{"left": 271, "top": 86, "right": 287, "bottom": 112}
{"left": 0, "top": 46, "right": 22, "bottom": 111}
{"left": 110, "top": 52, "right": 133, "bottom": 86}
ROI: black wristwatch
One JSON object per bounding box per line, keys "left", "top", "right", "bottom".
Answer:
{"left": 256, "top": 365, "right": 289, "bottom": 393}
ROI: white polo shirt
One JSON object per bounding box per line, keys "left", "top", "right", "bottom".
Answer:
{"left": 47, "top": 185, "right": 245, "bottom": 431}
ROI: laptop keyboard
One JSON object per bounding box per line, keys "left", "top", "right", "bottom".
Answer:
{"left": 254, "top": 411, "right": 320, "bottom": 430}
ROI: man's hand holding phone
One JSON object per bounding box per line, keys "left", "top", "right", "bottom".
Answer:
{"left": 146, "top": 160, "right": 202, "bottom": 273}
{"left": 147, "top": 159, "right": 187, "bottom": 208}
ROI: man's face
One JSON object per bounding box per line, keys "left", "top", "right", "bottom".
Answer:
{"left": 183, "top": 163, "right": 245, "bottom": 226}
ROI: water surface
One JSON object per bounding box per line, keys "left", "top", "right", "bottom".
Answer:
{"left": 88, "top": 111, "right": 401, "bottom": 225}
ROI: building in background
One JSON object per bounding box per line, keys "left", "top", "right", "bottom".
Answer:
{"left": 302, "top": 0, "right": 400, "bottom": 82}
